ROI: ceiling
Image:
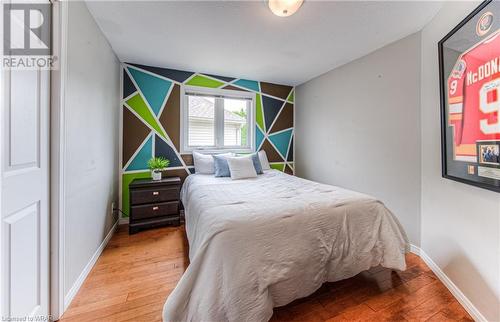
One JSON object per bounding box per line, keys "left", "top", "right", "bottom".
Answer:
{"left": 86, "top": 1, "right": 442, "bottom": 86}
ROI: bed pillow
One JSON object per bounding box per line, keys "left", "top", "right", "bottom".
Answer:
{"left": 226, "top": 156, "right": 257, "bottom": 180}
{"left": 236, "top": 153, "right": 263, "bottom": 174}
{"left": 213, "top": 155, "right": 232, "bottom": 177}
{"left": 192, "top": 151, "right": 214, "bottom": 174}
{"left": 250, "top": 152, "right": 263, "bottom": 174}
{"left": 258, "top": 150, "right": 271, "bottom": 171}
{"left": 193, "top": 151, "right": 233, "bottom": 174}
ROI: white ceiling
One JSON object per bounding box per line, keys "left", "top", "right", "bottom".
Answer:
{"left": 86, "top": 1, "right": 443, "bottom": 86}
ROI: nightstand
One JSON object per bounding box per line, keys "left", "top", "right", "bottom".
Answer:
{"left": 128, "top": 176, "right": 181, "bottom": 234}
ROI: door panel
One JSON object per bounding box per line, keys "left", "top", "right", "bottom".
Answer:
{"left": 1, "top": 53, "right": 49, "bottom": 320}
{"left": 9, "top": 70, "right": 39, "bottom": 168}
{"left": 5, "top": 203, "right": 40, "bottom": 317}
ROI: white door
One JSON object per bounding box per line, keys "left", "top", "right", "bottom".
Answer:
{"left": 0, "top": 5, "right": 51, "bottom": 320}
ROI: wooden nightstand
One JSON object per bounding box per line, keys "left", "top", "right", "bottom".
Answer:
{"left": 128, "top": 176, "right": 181, "bottom": 234}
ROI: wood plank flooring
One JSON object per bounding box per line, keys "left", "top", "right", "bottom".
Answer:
{"left": 60, "top": 225, "right": 472, "bottom": 322}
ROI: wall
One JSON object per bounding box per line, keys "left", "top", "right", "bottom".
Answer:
{"left": 420, "top": 1, "right": 500, "bottom": 320}
{"left": 297, "top": 2, "right": 500, "bottom": 319}
{"left": 64, "top": 1, "right": 120, "bottom": 299}
{"left": 295, "top": 33, "right": 422, "bottom": 246}
{"left": 120, "top": 64, "right": 295, "bottom": 215}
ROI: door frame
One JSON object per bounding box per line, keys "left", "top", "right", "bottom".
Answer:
{"left": 50, "top": 0, "right": 68, "bottom": 319}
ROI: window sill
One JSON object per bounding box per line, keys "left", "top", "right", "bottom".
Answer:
{"left": 181, "top": 148, "right": 255, "bottom": 155}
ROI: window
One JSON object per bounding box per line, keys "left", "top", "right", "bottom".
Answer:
{"left": 181, "top": 86, "right": 254, "bottom": 153}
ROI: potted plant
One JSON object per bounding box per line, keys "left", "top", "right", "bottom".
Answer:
{"left": 148, "top": 157, "right": 170, "bottom": 181}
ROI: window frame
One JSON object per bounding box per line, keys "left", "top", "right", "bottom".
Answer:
{"left": 180, "top": 85, "right": 255, "bottom": 154}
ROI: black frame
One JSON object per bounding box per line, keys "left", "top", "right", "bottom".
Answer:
{"left": 438, "top": 0, "right": 500, "bottom": 193}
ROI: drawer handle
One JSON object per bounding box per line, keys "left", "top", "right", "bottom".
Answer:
{"left": 152, "top": 206, "right": 159, "bottom": 211}
{"left": 152, "top": 191, "right": 159, "bottom": 196}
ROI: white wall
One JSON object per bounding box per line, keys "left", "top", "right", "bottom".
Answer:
{"left": 420, "top": 2, "right": 500, "bottom": 320}
{"left": 296, "top": 2, "right": 500, "bottom": 320}
{"left": 296, "top": 33, "right": 422, "bottom": 246}
{"left": 64, "top": 0, "right": 120, "bottom": 300}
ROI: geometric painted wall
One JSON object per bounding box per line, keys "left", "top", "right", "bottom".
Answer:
{"left": 121, "top": 62, "right": 294, "bottom": 216}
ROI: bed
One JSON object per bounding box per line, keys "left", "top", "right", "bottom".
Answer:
{"left": 162, "top": 170, "right": 410, "bottom": 322}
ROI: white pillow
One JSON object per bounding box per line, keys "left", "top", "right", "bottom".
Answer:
{"left": 193, "top": 151, "right": 233, "bottom": 174}
{"left": 226, "top": 156, "right": 257, "bottom": 180}
{"left": 258, "top": 150, "right": 271, "bottom": 171}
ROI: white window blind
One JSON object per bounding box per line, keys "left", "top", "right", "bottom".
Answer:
{"left": 181, "top": 87, "right": 255, "bottom": 153}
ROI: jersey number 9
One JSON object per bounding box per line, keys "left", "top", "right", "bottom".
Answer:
{"left": 480, "top": 79, "right": 500, "bottom": 134}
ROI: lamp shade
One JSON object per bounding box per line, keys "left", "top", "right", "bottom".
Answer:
{"left": 268, "top": 0, "right": 304, "bottom": 17}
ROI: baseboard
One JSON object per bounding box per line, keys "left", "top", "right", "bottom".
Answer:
{"left": 64, "top": 220, "right": 119, "bottom": 311}
{"left": 119, "top": 217, "right": 129, "bottom": 225}
{"left": 409, "top": 244, "right": 420, "bottom": 255}
{"left": 410, "top": 244, "right": 486, "bottom": 322}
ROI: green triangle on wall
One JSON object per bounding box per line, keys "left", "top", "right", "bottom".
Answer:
{"left": 270, "top": 163, "right": 285, "bottom": 172}
{"left": 125, "top": 93, "right": 167, "bottom": 139}
{"left": 255, "top": 93, "right": 265, "bottom": 132}
{"left": 287, "top": 90, "right": 294, "bottom": 103}
{"left": 186, "top": 75, "right": 224, "bottom": 88}
{"left": 121, "top": 171, "right": 151, "bottom": 217}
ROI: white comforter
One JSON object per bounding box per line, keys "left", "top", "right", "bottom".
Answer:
{"left": 163, "top": 170, "right": 409, "bottom": 322}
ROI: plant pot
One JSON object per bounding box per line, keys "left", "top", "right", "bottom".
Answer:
{"left": 152, "top": 170, "right": 162, "bottom": 181}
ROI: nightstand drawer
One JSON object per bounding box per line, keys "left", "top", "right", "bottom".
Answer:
{"left": 130, "top": 187, "right": 179, "bottom": 205}
{"left": 130, "top": 201, "right": 179, "bottom": 220}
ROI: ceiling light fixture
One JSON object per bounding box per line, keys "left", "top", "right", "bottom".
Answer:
{"left": 268, "top": 0, "right": 304, "bottom": 17}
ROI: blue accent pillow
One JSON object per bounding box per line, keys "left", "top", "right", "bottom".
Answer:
{"left": 251, "top": 152, "right": 263, "bottom": 174}
{"left": 213, "top": 155, "right": 231, "bottom": 177}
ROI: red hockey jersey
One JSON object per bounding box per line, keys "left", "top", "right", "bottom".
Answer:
{"left": 448, "top": 30, "right": 500, "bottom": 162}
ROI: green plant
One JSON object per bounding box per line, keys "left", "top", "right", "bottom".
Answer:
{"left": 147, "top": 157, "right": 170, "bottom": 172}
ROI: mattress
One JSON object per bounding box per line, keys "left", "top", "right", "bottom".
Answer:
{"left": 163, "top": 170, "right": 409, "bottom": 322}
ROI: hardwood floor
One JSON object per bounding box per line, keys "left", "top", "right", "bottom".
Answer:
{"left": 60, "top": 225, "right": 472, "bottom": 322}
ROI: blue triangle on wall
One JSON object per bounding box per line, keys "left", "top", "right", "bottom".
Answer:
{"left": 233, "top": 79, "right": 260, "bottom": 92}
{"left": 123, "top": 70, "right": 136, "bottom": 98}
{"left": 127, "top": 67, "right": 172, "bottom": 116}
{"left": 128, "top": 63, "right": 195, "bottom": 83}
{"left": 269, "top": 129, "right": 293, "bottom": 159}
{"left": 205, "top": 74, "right": 236, "bottom": 83}
{"left": 126, "top": 135, "right": 152, "bottom": 171}
{"left": 256, "top": 125, "right": 265, "bottom": 149}
{"left": 287, "top": 136, "right": 294, "bottom": 162}
{"left": 262, "top": 95, "right": 283, "bottom": 132}
{"left": 154, "top": 135, "right": 182, "bottom": 167}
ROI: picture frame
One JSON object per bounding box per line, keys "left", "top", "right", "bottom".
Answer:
{"left": 439, "top": 0, "right": 500, "bottom": 193}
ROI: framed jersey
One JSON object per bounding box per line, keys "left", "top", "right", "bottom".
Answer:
{"left": 439, "top": 0, "right": 500, "bottom": 192}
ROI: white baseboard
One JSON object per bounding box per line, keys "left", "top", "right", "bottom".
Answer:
{"left": 119, "top": 217, "right": 129, "bottom": 225}
{"left": 64, "top": 220, "right": 119, "bottom": 311}
{"left": 410, "top": 244, "right": 486, "bottom": 322}
{"left": 409, "top": 244, "right": 420, "bottom": 256}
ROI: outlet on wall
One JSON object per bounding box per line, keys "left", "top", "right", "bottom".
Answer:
{"left": 111, "top": 201, "right": 115, "bottom": 217}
